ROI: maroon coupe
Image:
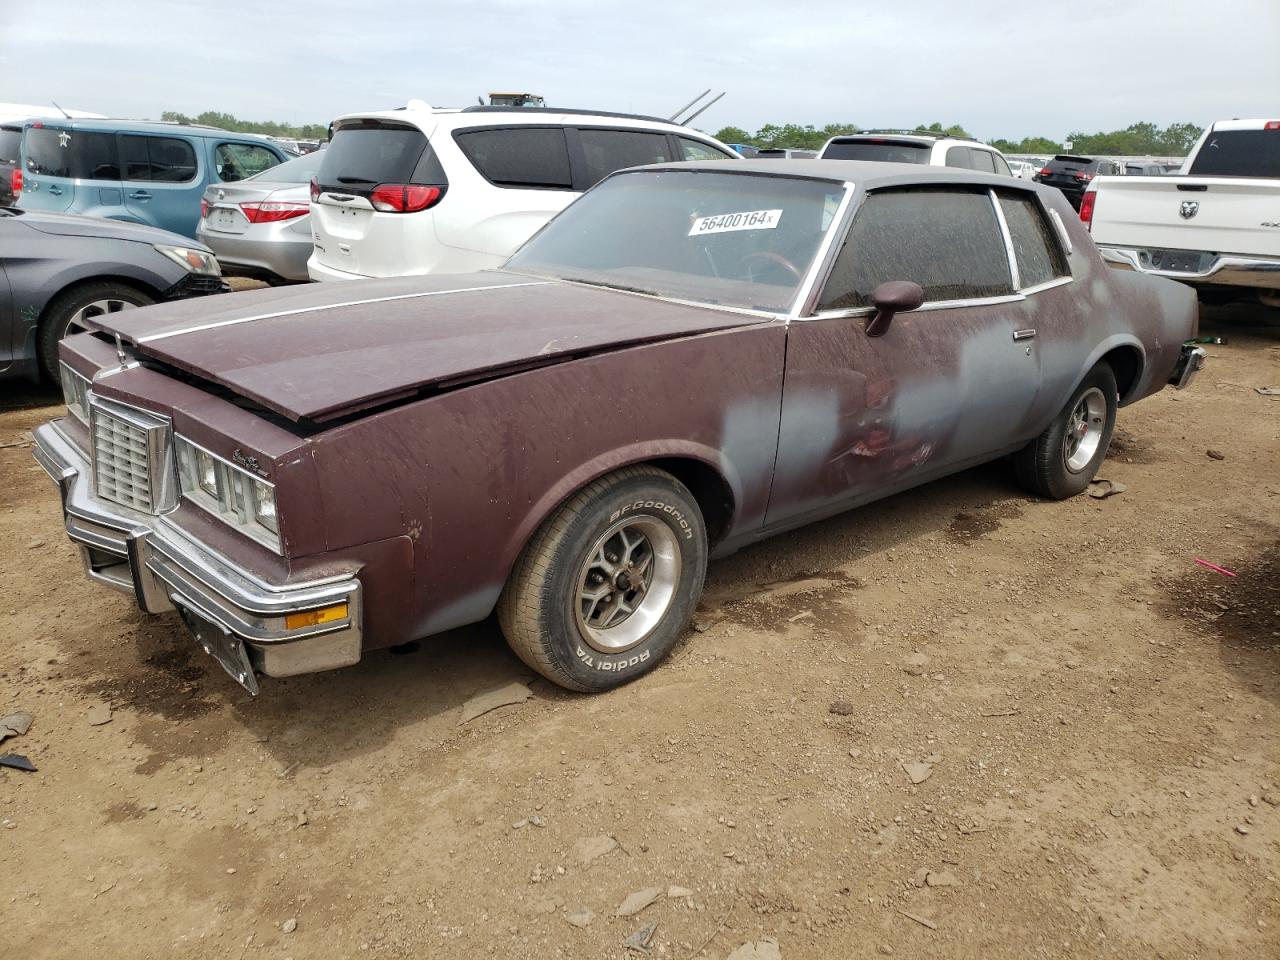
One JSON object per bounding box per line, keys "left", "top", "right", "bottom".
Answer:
{"left": 35, "top": 160, "right": 1203, "bottom": 694}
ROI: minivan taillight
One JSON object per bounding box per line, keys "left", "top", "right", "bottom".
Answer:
{"left": 1073, "top": 172, "right": 1094, "bottom": 182}
{"left": 240, "top": 201, "right": 310, "bottom": 224}
{"left": 10, "top": 168, "right": 21, "bottom": 198}
{"left": 1079, "top": 190, "right": 1097, "bottom": 229}
{"left": 200, "top": 198, "right": 209, "bottom": 218}
{"left": 369, "top": 184, "right": 442, "bottom": 213}
{"left": 1037, "top": 167, "right": 1051, "bottom": 177}
{"left": 309, "top": 177, "right": 320, "bottom": 202}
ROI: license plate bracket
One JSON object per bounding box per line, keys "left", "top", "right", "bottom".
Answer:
{"left": 173, "top": 595, "right": 259, "bottom": 694}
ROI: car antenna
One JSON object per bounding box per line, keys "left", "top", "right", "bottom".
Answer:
{"left": 668, "top": 89, "right": 712, "bottom": 122}
{"left": 679, "top": 92, "right": 725, "bottom": 126}
{"left": 50, "top": 100, "right": 73, "bottom": 119}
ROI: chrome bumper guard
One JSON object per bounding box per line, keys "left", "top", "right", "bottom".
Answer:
{"left": 1169, "top": 345, "right": 1206, "bottom": 391}
{"left": 33, "top": 420, "right": 362, "bottom": 694}
{"left": 1099, "top": 246, "right": 1280, "bottom": 290}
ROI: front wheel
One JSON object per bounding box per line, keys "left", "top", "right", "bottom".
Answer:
{"left": 498, "top": 466, "right": 708, "bottom": 692}
{"left": 38, "top": 282, "right": 154, "bottom": 380}
{"left": 1014, "top": 362, "right": 1118, "bottom": 499}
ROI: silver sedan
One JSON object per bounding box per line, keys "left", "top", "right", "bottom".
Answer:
{"left": 196, "top": 151, "right": 321, "bottom": 284}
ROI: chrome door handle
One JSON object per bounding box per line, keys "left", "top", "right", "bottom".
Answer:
{"left": 48, "top": 185, "right": 63, "bottom": 196}
{"left": 1012, "top": 328, "right": 1037, "bottom": 342}
{"left": 129, "top": 191, "right": 152, "bottom": 200}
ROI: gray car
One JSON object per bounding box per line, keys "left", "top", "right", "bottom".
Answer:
{"left": 0, "top": 207, "right": 225, "bottom": 382}
{"left": 196, "top": 152, "right": 320, "bottom": 284}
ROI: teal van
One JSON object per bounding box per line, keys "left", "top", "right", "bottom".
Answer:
{"left": 17, "top": 119, "right": 288, "bottom": 239}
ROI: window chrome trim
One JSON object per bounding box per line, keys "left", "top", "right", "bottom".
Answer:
{"left": 789, "top": 181, "right": 857, "bottom": 320}
{"left": 1047, "top": 207, "right": 1074, "bottom": 255}
{"left": 989, "top": 188, "right": 1021, "bottom": 290}
{"left": 1019, "top": 275, "right": 1074, "bottom": 296}
{"left": 806, "top": 292, "right": 1027, "bottom": 322}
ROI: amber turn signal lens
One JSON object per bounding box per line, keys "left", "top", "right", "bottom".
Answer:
{"left": 285, "top": 604, "right": 349, "bottom": 630}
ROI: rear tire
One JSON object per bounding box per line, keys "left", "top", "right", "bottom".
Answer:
{"left": 498, "top": 466, "right": 708, "bottom": 693}
{"left": 1015, "top": 362, "right": 1118, "bottom": 499}
{"left": 39, "top": 282, "right": 154, "bottom": 380}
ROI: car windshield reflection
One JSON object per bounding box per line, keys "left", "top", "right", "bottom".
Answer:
{"left": 505, "top": 170, "right": 846, "bottom": 312}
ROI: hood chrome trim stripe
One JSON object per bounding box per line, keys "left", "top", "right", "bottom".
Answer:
{"left": 135, "top": 281, "right": 554, "bottom": 344}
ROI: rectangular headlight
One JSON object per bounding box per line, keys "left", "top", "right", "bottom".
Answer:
{"left": 59, "top": 363, "right": 91, "bottom": 425}
{"left": 175, "top": 435, "right": 280, "bottom": 553}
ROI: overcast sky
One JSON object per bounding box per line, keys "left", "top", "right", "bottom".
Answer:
{"left": 2, "top": 0, "right": 1277, "bottom": 140}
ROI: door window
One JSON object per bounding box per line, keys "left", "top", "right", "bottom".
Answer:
{"left": 119, "top": 135, "right": 197, "bottom": 182}
{"left": 215, "top": 142, "right": 280, "bottom": 182}
{"left": 577, "top": 129, "right": 673, "bottom": 187}
{"left": 818, "top": 189, "right": 1014, "bottom": 309}
{"left": 944, "top": 146, "right": 972, "bottom": 168}
{"left": 24, "top": 129, "right": 119, "bottom": 179}
{"left": 677, "top": 137, "right": 734, "bottom": 161}
{"left": 454, "top": 127, "right": 573, "bottom": 188}
{"left": 997, "top": 192, "right": 1069, "bottom": 288}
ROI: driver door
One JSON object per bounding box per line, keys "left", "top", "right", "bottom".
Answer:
{"left": 765, "top": 187, "right": 1042, "bottom": 528}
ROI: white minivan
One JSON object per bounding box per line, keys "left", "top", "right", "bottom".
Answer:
{"left": 308, "top": 102, "right": 739, "bottom": 281}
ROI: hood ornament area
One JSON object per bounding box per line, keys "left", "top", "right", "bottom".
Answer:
{"left": 1179, "top": 201, "right": 1199, "bottom": 220}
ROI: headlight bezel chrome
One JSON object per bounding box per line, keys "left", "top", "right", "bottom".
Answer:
{"left": 59, "top": 362, "right": 91, "bottom": 425}
{"left": 154, "top": 244, "right": 222, "bottom": 277}
{"left": 174, "top": 435, "right": 281, "bottom": 553}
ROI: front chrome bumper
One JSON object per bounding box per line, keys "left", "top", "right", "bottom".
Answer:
{"left": 1099, "top": 246, "right": 1280, "bottom": 290}
{"left": 33, "top": 420, "right": 362, "bottom": 694}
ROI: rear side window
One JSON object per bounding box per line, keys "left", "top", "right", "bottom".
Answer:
{"left": 997, "top": 192, "right": 1069, "bottom": 288}
{"left": 119, "top": 136, "right": 197, "bottom": 182}
{"left": 822, "top": 139, "right": 930, "bottom": 163}
{"left": 578, "top": 129, "right": 673, "bottom": 187}
{"left": 317, "top": 122, "right": 444, "bottom": 191}
{"left": 0, "top": 127, "right": 20, "bottom": 163}
{"left": 1188, "top": 130, "right": 1280, "bottom": 177}
{"left": 215, "top": 143, "right": 280, "bottom": 182}
{"left": 970, "top": 149, "right": 996, "bottom": 174}
{"left": 455, "top": 127, "right": 573, "bottom": 188}
{"left": 990, "top": 152, "right": 1012, "bottom": 177}
{"left": 24, "top": 128, "right": 120, "bottom": 179}
{"left": 944, "top": 146, "right": 971, "bottom": 169}
{"left": 678, "top": 137, "right": 734, "bottom": 161}
{"left": 819, "top": 189, "right": 1013, "bottom": 309}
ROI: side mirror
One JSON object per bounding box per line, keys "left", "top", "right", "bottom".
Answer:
{"left": 865, "top": 281, "right": 924, "bottom": 337}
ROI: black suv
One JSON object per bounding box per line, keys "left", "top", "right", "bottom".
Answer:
{"left": 1033, "top": 155, "right": 1121, "bottom": 209}
{"left": 0, "top": 124, "right": 21, "bottom": 207}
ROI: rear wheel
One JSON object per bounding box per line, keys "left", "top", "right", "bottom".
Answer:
{"left": 498, "top": 466, "right": 708, "bottom": 692}
{"left": 39, "top": 282, "right": 154, "bottom": 380}
{"left": 1014, "top": 362, "right": 1118, "bottom": 499}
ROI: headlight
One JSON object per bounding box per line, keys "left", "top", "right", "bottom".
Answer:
{"left": 174, "top": 436, "right": 280, "bottom": 552}
{"left": 154, "top": 244, "right": 222, "bottom": 277}
{"left": 59, "top": 363, "right": 90, "bottom": 425}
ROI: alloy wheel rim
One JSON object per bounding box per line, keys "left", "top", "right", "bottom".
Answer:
{"left": 1063, "top": 387, "right": 1107, "bottom": 473}
{"left": 573, "top": 516, "right": 681, "bottom": 655}
{"left": 67, "top": 299, "right": 138, "bottom": 337}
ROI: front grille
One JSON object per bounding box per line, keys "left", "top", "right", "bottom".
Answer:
{"left": 92, "top": 408, "right": 155, "bottom": 511}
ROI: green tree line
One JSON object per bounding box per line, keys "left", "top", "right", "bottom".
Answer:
{"left": 160, "top": 110, "right": 328, "bottom": 140}
{"left": 716, "top": 121, "right": 1203, "bottom": 156}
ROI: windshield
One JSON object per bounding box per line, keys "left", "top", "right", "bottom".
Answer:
{"left": 506, "top": 169, "right": 846, "bottom": 312}
{"left": 1189, "top": 130, "right": 1280, "bottom": 178}
{"left": 821, "top": 140, "right": 929, "bottom": 163}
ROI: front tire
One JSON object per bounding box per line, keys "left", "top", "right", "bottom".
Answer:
{"left": 39, "top": 282, "right": 154, "bottom": 380}
{"left": 1015, "top": 362, "right": 1118, "bottom": 499}
{"left": 498, "top": 466, "right": 708, "bottom": 693}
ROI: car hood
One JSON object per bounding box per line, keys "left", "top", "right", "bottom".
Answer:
{"left": 89, "top": 272, "right": 770, "bottom": 423}
{"left": 15, "top": 209, "right": 202, "bottom": 248}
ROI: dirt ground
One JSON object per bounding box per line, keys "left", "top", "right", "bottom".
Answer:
{"left": 1, "top": 302, "right": 1277, "bottom": 960}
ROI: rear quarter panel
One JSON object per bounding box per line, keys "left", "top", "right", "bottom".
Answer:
{"left": 306, "top": 322, "right": 787, "bottom": 645}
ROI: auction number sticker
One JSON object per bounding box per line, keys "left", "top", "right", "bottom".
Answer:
{"left": 688, "top": 208, "right": 783, "bottom": 236}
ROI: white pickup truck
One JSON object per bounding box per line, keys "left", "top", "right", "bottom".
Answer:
{"left": 1082, "top": 118, "right": 1280, "bottom": 307}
